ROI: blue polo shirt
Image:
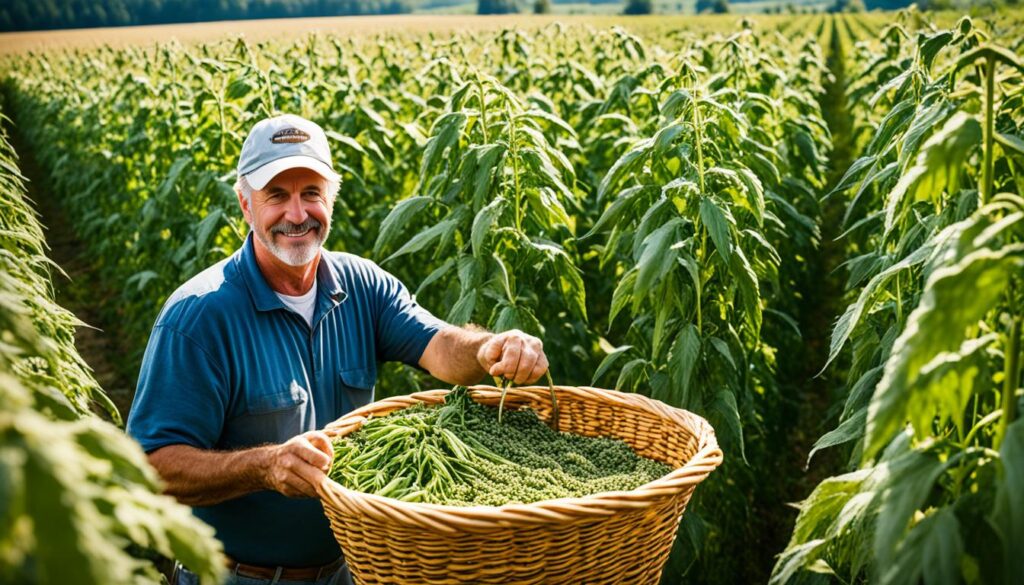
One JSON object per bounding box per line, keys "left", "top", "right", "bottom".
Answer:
{"left": 126, "top": 233, "right": 448, "bottom": 567}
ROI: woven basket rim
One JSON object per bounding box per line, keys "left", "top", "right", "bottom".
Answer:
{"left": 316, "top": 384, "right": 723, "bottom": 529}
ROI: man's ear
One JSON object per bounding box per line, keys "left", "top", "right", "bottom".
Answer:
{"left": 236, "top": 189, "right": 253, "bottom": 226}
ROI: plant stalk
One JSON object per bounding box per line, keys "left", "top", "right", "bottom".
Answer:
{"left": 981, "top": 54, "right": 995, "bottom": 205}
{"left": 995, "top": 307, "right": 1020, "bottom": 449}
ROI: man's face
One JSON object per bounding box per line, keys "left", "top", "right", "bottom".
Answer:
{"left": 240, "top": 167, "right": 333, "bottom": 267}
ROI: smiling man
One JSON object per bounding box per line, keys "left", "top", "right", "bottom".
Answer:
{"left": 126, "top": 114, "right": 549, "bottom": 585}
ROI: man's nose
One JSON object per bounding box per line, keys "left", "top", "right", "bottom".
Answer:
{"left": 282, "top": 193, "right": 308, "bottom": 224}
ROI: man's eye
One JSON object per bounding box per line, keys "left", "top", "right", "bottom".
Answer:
{"left": 302, "top": 191, "right": 322, "bottom": 199}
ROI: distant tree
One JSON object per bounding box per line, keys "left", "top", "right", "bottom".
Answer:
{"left": 623, "top": 0, "right": 653, "bottom": 14}
{"left": 533, "top": 0, "right": 550, "bottom": 13}
{"left": 696, "top": 0, "right": 729, "bottom": 13}
{"left": 478, "top": 0, "right": 521, "bottom": 14}
{"left": 918, "top": 0, "right": 956, "bottom": 9}
{"left": 832, "top": 0, "right": 865, "bottom": 11}
{"left": 0, "top": 0, "right": 413, "bottom": 32}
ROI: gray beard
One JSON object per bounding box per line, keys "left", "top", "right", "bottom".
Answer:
{"left": 253, "top": 218, "right": 330, "bottom": 267}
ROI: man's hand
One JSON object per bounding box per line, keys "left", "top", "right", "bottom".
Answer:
{"left": 477, "top": 329, "right": 549, "bottom": 385}
{"left": 263, "top": 431, "right": 333, "bottom": 498}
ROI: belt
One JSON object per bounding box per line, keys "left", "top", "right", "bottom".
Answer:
{"left": 225, "top": 555, "right": 345, "bottom": 582}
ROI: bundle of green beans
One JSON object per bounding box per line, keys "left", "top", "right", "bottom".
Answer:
{"left": 328, "top": 387, "right": 671, "bottom": 505}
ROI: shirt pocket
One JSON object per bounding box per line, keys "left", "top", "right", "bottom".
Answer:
{"left": 225, "top": 381, "right": 310, "bottom": 448}
{"left": 339, "top": 367, "right": 376, "bottom": 415}
{"left": 247, "top": 380, "right": 310, "bottom": 415}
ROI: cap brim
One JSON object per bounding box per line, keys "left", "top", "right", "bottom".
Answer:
{"left": 244, "top": 155, "right": 341, "bottom": 191}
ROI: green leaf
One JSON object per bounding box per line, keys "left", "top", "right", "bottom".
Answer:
{"left": 770, "top": 540, "right": 828, "bottom": 585}
{"left": 470, "top": 197, "right": 506, "bottom": 257}
{"left": 521, "top": 109, "right": 577, "bottom": 138}
{"left": 634, "top": 218, "right": 683, "bottom": 298}
{"left": 374, "top": 196, "right": 432, "bottom": 257}
{"left": 447, "top": 292, "right": 477, "bottom": 325}
{"left": 733, "top": 166, "right": 765, "bottom": 226}
{"left": 592, "top": 345, "right": 634, "bottom": 386}
{"left": 493, "top": 304, "right": 520, "bottom": 333}
{"left": 808, "top": 408, "right": 866, "bottom": 467}
{"left": 608, "top": 268, "right": 638, "bottom": 328}
{"left": 194, "top": 209, "right": 223, "bottom": 253}
{"left": 660, "top": 89, "right": 693, "bottom": 121}
{"left": 953, "top": 44, "right": 1024, "bottom": 77}
{"left": 615, "top": 357, "right": 648, "bottom": 392}
{"left": 325, "top": 131, "right": 367, "bottom": 156}
{"left": 553, "top": 252, "right": 587, "bottom": 320}
{"left": 491, "top": 253, "right": 514, "bottom": 305}
{"left": 598, "top": 138, "right": 653, "bottom": 201}
{"left": 700, "top": 197, "right": 733, "bottom": 263}
{"left": 471, "top": 144, "right": 506, "bottom": 208}
{"left": 420, "top": 112, "right": 467, "bottom": 185}
{"left": 828, "top": 155, "right": 876, "bottom": 198}
{"left": 157, "top": 156, "right": 190, "bottom": 200}
{"left": 653, "top": 122, "right": 685, "bottom": 158}
{"left": 898, "top": 102, "right": 952, "bottom": 170}
{"left": 866, "top": 242, "right": 1024, "bottom": 460}
{"left": 996, "top": 132, "right": 1024, "bottom": 158}
{"left": 127, "top": 270, "right": 159, "bottom": 292}
{"left": 873, "top": 439, "right": 948, "bottom": 569}
{"left": 919, "top": 31, "right": 954, "bottom": 70}
{"left": 991, "top": 419, "right": 1024, "bottom": 581}
{"left": 878, "top": 504, "right": 964, "bottom": 585}
{"left": 584, "top": 185, "right": 651, "bottom": 238}
{"left": 383, "top": 217, "right": 458, "bottom": 264}
{"left": 883, "top": 112, "right": 980, "bottom": 235}
{"left": 415, "top": 257, "right": 455, "bottom": 298}
{"left": 729, "top": 246, "right": 761, "bottom": 335}
{"left": 708, "top": 389, "right": 746, "bottom": 463}
{"left": 824, "top": 237, "right": 938, "bottom": 372}
{"left": 667, "top": 324, "right": 701, "bottom": 409}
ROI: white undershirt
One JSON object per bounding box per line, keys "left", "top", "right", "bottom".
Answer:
{"left": 276, "top": 281, "right": 318, "bottom": 328}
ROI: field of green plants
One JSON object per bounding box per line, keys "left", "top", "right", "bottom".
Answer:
{"left": 1, "top": 7, "right": 1022, "bottom": 584}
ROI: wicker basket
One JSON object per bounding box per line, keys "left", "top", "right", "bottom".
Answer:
{"left": 317, "top": 384, "right": 723, "bottom": 585}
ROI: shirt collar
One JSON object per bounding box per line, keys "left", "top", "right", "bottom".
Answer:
{"left": 237, "top": 232, "right": 347, "bottom": 314}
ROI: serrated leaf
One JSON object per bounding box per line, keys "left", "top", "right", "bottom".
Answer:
{"left": 584, "top": 185, "right": 650, "bottom": 238}
{"left": 708, "top": 389, "right": 746, "bottom": 463}
{"left": 157, "top": 157, "right": 190, "bottom": 200}
{"left": 598, "top": 138, "right": 653, "bottom": 201}
{"left": 667, "top": 324, "right": 701, "bottom": 408}
{"left": 634, "top": 218, "right": 682, "bottom": 298}
{"left": 866, "top": 242, "right": 1024, "bottom": 460}
{"left": 470, "top": 197, "right": 505, "bottom": 257}
{"left": 194, "top": 209, "right": 223, "bottom": 253}
{"left": 808, "top": 408, "right": 867, "bottom": 467}
{"left": 374, "top": 196, "right": 432, "bottom": 257}
{"left": 608, "top": 268, "right": 637, "bottom": 327}
{"left": 415, "top": 257, "right": 455, "bottom": 298}
{"left": 447, "top": 291, "right": 477, "bottom": 325}
{"left": 383, "top": 217, "right": 457, "bottom": 264}
{"left": 700, "top": 197, "right": 733, "bottom": 263}
{"left": 592, "top": 345, "right": 634, "bottom": 386}
{"left": 991, "top": 419, "right": 1024, "bottom": 581}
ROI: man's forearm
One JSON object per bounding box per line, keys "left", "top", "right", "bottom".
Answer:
{"left": 148, "top": 444, "right": 271, "bottom": 507}
{"left": 422, "top": 325, "right": 492, "bottom": 385}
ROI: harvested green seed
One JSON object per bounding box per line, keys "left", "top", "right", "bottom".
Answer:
{"left": 328, "top": 387, "right": 671, "bottom": 505}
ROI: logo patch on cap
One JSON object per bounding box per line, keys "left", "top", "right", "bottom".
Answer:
{"left": 271, "top": 128, "right": 311, "bottom": 144}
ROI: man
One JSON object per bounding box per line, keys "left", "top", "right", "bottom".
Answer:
{"left": 126, "top": 114, "right": 549, "bottom": 585}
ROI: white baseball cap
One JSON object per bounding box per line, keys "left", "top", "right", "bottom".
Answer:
{"left": 237, "top": 114, "right": 341, "bottom": 190}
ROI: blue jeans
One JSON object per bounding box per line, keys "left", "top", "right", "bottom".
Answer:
{"left": 173, "top": 561, "right": 354, "bottom": 585}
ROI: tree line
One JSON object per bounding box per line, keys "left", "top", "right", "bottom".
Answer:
{"left": 1, "top": 0, "right": 412, "bottom": 32}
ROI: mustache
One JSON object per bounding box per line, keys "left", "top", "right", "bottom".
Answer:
{"left": 270, "top": 217, "right": 322, "bottom": 235}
